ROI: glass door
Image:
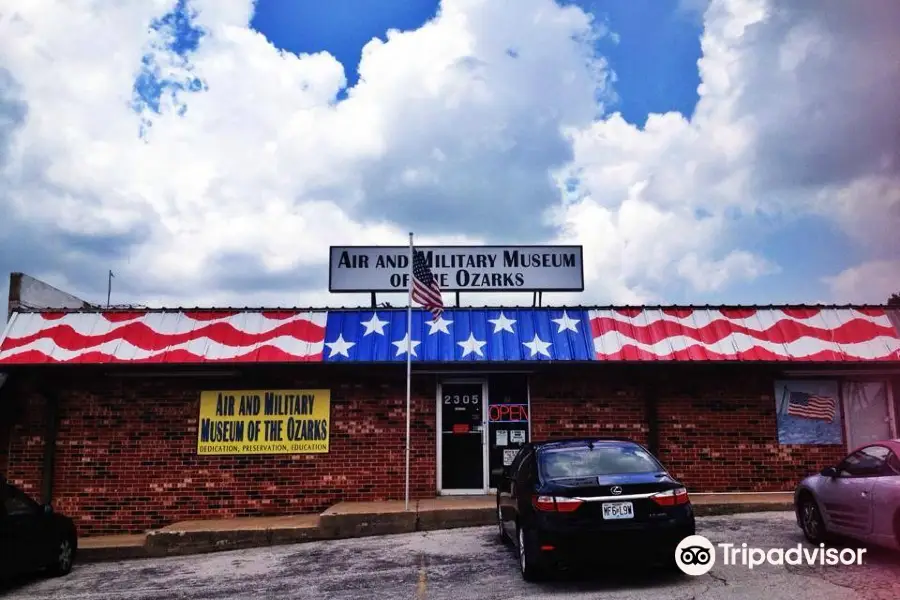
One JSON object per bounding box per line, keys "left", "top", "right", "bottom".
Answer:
{"left": 438, "top": 381, "right": 486, "bottom": 493}
{"left": 487, "top": 374, "right": 530, "bottom": 490}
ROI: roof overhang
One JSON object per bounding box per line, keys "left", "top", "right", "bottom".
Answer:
{"left": 1, "top": 306, "right": 899, "bottom": 366}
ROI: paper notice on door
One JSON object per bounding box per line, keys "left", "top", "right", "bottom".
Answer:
{"left": 495, "top": 430, "right": 508, "bottom": 447}
{"left": 509, "top": 430, "right": 526, "bottom": 444}
{"left": 503, "top": 448, "right": 519, "bottom": 466}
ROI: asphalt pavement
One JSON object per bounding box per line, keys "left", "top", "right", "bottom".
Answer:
{"left": 4, "top": 512, "right": 900, "bottom": 600}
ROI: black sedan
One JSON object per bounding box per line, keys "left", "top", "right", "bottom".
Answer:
{"left": 1, "top": 477, "right": 78, "bottom": 580}
{"left": 495, "top": 437, "right": 695, "bottom": 580}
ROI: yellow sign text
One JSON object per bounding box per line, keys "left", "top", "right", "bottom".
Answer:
{"left": 197, "top": 389, "right": 330, "bottom": 455}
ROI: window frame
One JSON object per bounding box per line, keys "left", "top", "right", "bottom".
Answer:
{"left": 884, "top": 450, "right": 900, "bottom": 475}
{"left": 837, "top": 445, "right": 890, "bottom": 478}
{"left": 537, "top": 443, "right": 665, "bottom": 479}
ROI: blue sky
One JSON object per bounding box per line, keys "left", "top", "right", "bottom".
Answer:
{"left": 249, "top": 0, "right": 703, "bottom": 123}
{"left": 243, "top": 0, "right": 853, "bottom": 304}
{"left": 3, "top": 0, "right": 896, "bottom": 314}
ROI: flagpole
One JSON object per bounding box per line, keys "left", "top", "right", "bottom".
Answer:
{"left": 405, "top": 232, "right": 413, "bottom": 511}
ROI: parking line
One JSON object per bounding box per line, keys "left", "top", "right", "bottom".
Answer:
{"left": 417, "top": 555, "right": 428, "bottom": 598}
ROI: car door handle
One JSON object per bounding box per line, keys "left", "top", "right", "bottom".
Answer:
{"left": 861, "top": 491, "right": 868, "bottom": 498}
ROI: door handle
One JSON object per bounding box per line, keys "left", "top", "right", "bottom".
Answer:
{"left": 861, "top": 491, "right": 868, "bottom": 498}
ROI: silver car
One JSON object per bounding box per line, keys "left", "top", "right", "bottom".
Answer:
{"left": 794, "top": 440, "right": 900, "bottom": 551}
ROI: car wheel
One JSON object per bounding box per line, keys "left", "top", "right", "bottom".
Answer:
{"left": 497, "top": 503, "right": 510, "bottom": 545}
{"left": 517, "top": 525, "right": 546, "bottom": 582}
{"left": 800, "top": 496, "right": 827, "bottom": 544}
{"left": 50, "top": 535, "right": 76, "bottom": 576}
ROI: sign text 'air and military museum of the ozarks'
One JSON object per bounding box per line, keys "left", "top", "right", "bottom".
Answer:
{"left": 197, "top": 389, "right": 331, "bottom": 455}
{"left": 328, "top": 245, "right": 584, "bottom": 292}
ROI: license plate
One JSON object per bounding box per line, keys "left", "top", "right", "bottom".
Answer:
{"left": 602, "top": 501, "right": 634, "bottom": 520}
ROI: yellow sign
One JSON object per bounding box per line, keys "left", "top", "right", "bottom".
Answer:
{"left": 197, "top": 389, "right": 330, "bottom": 455}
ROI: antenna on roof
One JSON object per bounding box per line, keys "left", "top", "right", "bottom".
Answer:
{"left": 106, "top": 270, "right": 115, "bottom": 308}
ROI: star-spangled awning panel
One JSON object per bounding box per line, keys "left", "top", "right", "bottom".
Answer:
{"left": 3, "top": 307, "right": 897, "bottom": 365}
{"left": 322, "top": 308, "right": 596, "bottom": 362}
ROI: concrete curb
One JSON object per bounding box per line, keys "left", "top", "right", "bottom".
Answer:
{"left": 417, "top": 507, "right": 494, "bottom": 531}
{"left": 319, "top": 510, "right": 418, "bottom": 539}
{"left": 145, "top": 526, "right": 325, "bottom": 558}
{"left": 693, "top": 502, "right": 793, "bottom": 517}
{"left": 78, "top": 545, "right": 151, "bottom": 563}
{"left": 77, "top": 502, "right": 793, "bottom": 563}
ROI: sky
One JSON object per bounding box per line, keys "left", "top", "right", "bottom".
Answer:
{"left": 0, "top": 0, "right": 898, "bottom": 318}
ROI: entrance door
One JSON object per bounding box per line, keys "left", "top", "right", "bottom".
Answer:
{"left": 438, "top": 381, "right": 487, "bottom": 493}
{"left": 487, "top": 374, "right": 530, "bottom": 490}
{"left": 842, "top": 381, "right": 896, "bottom": 449}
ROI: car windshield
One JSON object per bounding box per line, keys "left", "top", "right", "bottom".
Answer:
{"left": 539, "top": 444, "right": 662, "bottom": 478}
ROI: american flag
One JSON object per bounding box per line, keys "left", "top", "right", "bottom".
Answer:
{"left": 786, "top": 391, "right": 836, "bottom": 422}
{"left": 411, "top": 249, "right": 443, "bottom": 319}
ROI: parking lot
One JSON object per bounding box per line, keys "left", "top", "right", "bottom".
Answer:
{"left": 4, "top": 512, "right": 900, "bottom": 600}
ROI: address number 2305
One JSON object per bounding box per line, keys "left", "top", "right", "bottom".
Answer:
{"left": 444, "top": 394, "right": 480, "bottom": 405}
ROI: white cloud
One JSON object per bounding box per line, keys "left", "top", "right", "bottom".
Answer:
{"left": 677, "top": 251, "right": 778, "bottom": 293}
{"left": 824, "top": 260, "right": 900, "bottom": 304}
{"left": 0, "top": 0, "right": 898, "bottom": 314}
{"left": 555, "top": 0, "right": 900, "bottom": 302}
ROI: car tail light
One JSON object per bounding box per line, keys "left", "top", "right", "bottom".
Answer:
{"left": 650, "top": 487, "right": 690, "bottom": 506}
{"left": 532, "top": 495, "right": 583, "bottom": 512}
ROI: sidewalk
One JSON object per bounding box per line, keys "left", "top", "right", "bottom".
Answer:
{"left": 78, "top": 492, "right": 794, "bottom": 563}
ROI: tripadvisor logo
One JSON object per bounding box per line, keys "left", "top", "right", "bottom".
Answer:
{"left": 674, "top": 535, "right": 866, "bottom": 576}
{"left": 675, "top": 535, "right": 716, "bottom": 575}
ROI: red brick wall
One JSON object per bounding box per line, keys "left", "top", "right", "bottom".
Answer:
{"left": 4, "top": 363, "right": 858, "bottom": 536}
{"left": 5, "top": 366, "right": 438, "bottom": 535}
{"left": 529, "top": 367, "right": 648, "bottom": 444}
{"left": 0, "top": 375, "right": 26, "bottom": 479}
{"left": 527, "top": 365, "right": 847, "bottom": 494}
{"left": 653, "top": 368, "right": 847, "bottom": 492}
{"left": 2, "top": 384, "right": 46, "bottom": 497}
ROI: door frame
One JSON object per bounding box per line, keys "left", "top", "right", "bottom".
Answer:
{"left": 436, "top": 377, "right": 489, "bottom": 495}
{"left": 840, "top": 378, "right": 897, "bottom": 451}
{"left": 488, "top": 374, "right": 532, "bottom": 494}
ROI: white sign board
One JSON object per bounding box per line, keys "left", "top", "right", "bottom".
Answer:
{"left": 496, "top": 430, "right": 508, "bottom": 447}
{"left": 329, "top": 245, "right": 584, "bottom": 292}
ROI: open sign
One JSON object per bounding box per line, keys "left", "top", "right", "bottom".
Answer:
{"left": 489, "top": 404, "right": 529, "bottom": 422}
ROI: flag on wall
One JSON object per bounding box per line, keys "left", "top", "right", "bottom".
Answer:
{"left": 411, "top": 249, "right": 444, "bottom": 319}
{"left": 786, "top": 391, "right": 836, "bottom": 422}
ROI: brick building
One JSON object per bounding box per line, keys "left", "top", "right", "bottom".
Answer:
{"left": 1, "top": 305, "right": 899, "bottom": 536}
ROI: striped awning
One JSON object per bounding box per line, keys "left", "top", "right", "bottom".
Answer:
{"left": 1, "top": 306, "right": 898, "bottom": 364}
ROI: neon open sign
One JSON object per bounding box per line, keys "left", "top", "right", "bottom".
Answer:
{"left": 489, "top": 404, "right": 529, "bottom": 423}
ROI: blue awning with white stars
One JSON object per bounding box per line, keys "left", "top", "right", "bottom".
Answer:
{"left": 322, "top": 308, "right": 594, "bottom": 362}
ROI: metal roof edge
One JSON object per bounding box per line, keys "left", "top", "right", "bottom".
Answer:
{"left": 0, "top": 312, "right": 17, "bottom": 348}
{"left": 6, "top": 303, "right": 897, "bottom": 316}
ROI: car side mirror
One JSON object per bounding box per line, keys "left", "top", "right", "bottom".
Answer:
{"left": 43, "top": 504, "right": 53, "bottom": 514}
{"left": 820, "top": 466, "right": 838, "bottom": 478}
